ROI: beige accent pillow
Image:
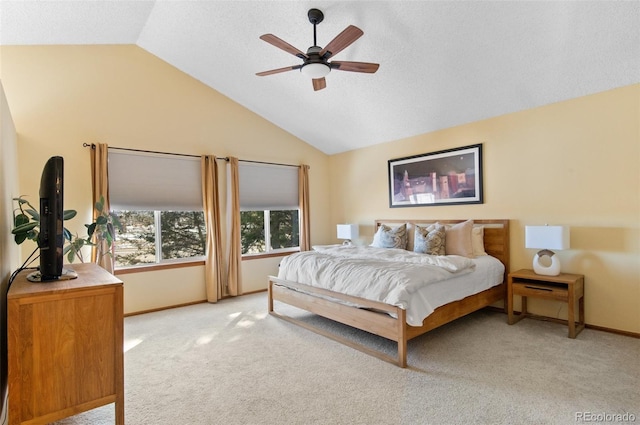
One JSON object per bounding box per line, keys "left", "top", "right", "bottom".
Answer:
{"left": 472, "top": 226, "right": 487, "bottom": 257}
{"left": 414, "top": 224, "right": 446, "bottom": 255}
{"left": 370, "top": 223, "right": 408, "bottom": 249}
{"left": 444, "top": 219, "right": 474, "bottom": 257}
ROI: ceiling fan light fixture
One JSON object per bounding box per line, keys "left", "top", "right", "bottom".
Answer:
{"left": 257, "top": 9, "right": 378, "bottom": 91}
{"left": 301, "top": 63, "right": 330, "bottom": 79}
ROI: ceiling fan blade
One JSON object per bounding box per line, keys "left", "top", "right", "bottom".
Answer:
{"left": 331, "top": 61, "right": 379, "bottom": 73}
{"left": 256, "top": 65, "right": 302, "bottom": 77}
{"left": 259, "top": 34, "right": 307, "bottom": 59}
{"left": 320, "top": 25, "right": 364, "bottom": 59}
{"left": 312, "top": 78, "right": 326, "bottom": 91}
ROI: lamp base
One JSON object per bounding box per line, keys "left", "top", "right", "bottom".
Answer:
{"left": 532, "top": 249, "right": 561, "bottom": 276}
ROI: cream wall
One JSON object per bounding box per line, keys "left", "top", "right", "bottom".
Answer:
{"left": 329, "top": 84, "right": 640, "bottom": 334}
{"left": 0, "top": 45, "right": 332, "bottom": 314}
{"left": 0, "top": 81, "right": 19, "bottom": 291}
{"left": 0, "top": 80, "right": 19, "bottom": 421}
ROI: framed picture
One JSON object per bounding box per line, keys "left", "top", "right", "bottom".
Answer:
{"left": 388, "top": 144, "right": 483, "bottom": 207}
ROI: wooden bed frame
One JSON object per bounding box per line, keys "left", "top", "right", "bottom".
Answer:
{"left": 268, "top": 219, "right": 510, "bottom": 368}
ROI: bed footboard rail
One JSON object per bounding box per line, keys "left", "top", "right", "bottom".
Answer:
{"left": 268, "top": 276, "right": 408, "bottom": 367}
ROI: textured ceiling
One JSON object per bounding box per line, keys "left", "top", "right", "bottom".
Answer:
{"left": 1, "top": 1, "right": 638, "bottom": 155}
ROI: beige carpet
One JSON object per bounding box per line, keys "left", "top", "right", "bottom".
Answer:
{"left": 54, "top": 292, "right": 639, "bottom": 425}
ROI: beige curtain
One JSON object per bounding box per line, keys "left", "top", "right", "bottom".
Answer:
{"left": 226, "top": 157, "right": 242, "bottom": 296}
{"left": 299, "top": 164, "right": 311, "bottom": 251}
{"left": 90, "top": 143, "right": 114, "bottom": 273}
{"left": 201, "top": 155, "right": 224, "bottom": 302}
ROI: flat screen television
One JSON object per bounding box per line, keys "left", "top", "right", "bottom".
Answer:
{"left": 27, "top": 156, "right": 76, "bottom": 282}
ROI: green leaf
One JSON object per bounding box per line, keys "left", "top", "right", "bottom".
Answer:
{"left": 95, "top": 200, "right": 104, "bottom": 213}
{"left": 25, "top": 208, "right": 39, "bottom": 220}
{"left": 15, "top": 197, "right": 38, "bottom": 212}
{"left": 14, "top": 233, "right": 27, "bottom": 244}
{"left": 107, "top": 223, "right": 115, "bottom": 238}
{"left": 14, "top": 213, "right": 30, "bottom": 227}
{"left": 96, "top": 216, "right": 107, "bottom": 225}
{"left": 12, "top": 221, "right": 38, "bottom": 234}
{"left": 110, "top": 213, "right": 123, "bottom": 231}
{"left": 63, "top": 228, "right": 72, "bottom": 241}
{"left": 67, "top": 249, "right": 75, "bottom": 263}
{"left": 63, "top": 210, "right": 77, "bottom": 220}
{"left": 86, "top": 223, "right": 97, "bottom": 237}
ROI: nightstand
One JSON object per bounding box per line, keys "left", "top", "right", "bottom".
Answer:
{"left": 507, "top": 269, "right": 585, "bottom": 338}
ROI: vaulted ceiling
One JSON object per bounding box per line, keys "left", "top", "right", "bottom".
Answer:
{"left": 1, "top": 1, "right": 638, "bottom": 154}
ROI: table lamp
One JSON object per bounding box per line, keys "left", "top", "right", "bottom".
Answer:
{"left": 525, "top": 225, "right": 570, "bottom": 276}
{"left": 337, "top": 224, "right": 359, "bottom": 245}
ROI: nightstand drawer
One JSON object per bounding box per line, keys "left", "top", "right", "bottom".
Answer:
{"left": 512, "top": 282, "right": 568, "bottom": 300}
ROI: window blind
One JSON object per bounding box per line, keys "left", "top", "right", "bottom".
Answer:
{"left": 108, "top": 150, "right": 202, "bottom": 211}
{"left": 238, "top": 162, "right": 299, "bottom": 211}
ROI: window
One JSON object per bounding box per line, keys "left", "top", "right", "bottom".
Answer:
{"left": 241, "top": 210, "right": 299, "bottom": 255}
{"left": 108, "top": 150, "right": 205, "bottom": 268}
{"left": 113, "top": 210, "right": 206, "bottom": 267}
{"left": 238, "top": 162, "right": 300, "bottom": 256}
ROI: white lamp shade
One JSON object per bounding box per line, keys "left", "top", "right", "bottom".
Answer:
{"left": 525, "top": 225, "right": 569, "bottom": 276}
{"left": 337, "top": 224, "right": 359, "bottom": 241}
{"left": 525, "top": 226, "right": 570, "bottom": 250}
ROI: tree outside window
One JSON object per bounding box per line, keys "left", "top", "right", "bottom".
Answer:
{"left": 241, "top": 210, "right": 299, "bottom": 255}
{"left": 113, "top": 210, "right": 206, "bottom": 267}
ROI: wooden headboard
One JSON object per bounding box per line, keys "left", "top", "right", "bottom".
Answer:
{"left": 374, "top": 219, "right": 510, "bottom": 282}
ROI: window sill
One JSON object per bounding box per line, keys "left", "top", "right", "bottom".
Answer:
{"left": 114, "top": 259, "right": 205, "bottom": 275}
{"left": 113, "top": 250, "right": 298, "bottom": 274}
{"left": 242, "top": 251, "right": 299, "bottom": 261}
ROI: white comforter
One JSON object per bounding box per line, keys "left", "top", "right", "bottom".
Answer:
{"left": 277, "top": 245, "right": 477, "bottom": 323}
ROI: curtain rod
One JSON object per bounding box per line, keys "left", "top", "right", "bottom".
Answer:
{"left": 238, "top": 159, "right": 301, "bottom": 168}
{"left": 82, "top": 143, "right": 302, "bottom": 168}
{"left": 84, "top": 143, "right": 202, "bottom": 159}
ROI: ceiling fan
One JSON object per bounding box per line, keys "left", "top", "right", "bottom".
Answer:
{"left": 256, "top": 8, "right": 379, "bottom": 91}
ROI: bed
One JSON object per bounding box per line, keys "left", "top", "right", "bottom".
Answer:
{"left": 268, "top": 219, "right": 510, "bottom": 367}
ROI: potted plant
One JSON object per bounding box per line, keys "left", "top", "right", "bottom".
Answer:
{"left": 12, "top": 195, "right": 122, "bottom": 264}
{"left": 67, "top": 196, "right": 122, "bottom": 263}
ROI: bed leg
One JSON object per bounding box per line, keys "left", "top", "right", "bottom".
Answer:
{"left": 397, "top": 308, "right": 407, "bottom": 368}
{"left": 268, "top": 278, "right": 274, "bottom": 313}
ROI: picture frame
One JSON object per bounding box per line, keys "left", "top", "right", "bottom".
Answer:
{"left": 388, "top": 144, "right": 483, "bottom": 207}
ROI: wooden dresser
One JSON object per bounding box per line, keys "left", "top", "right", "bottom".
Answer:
{"left": 8, "top": 263, "right": 124, "bottom": 424}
